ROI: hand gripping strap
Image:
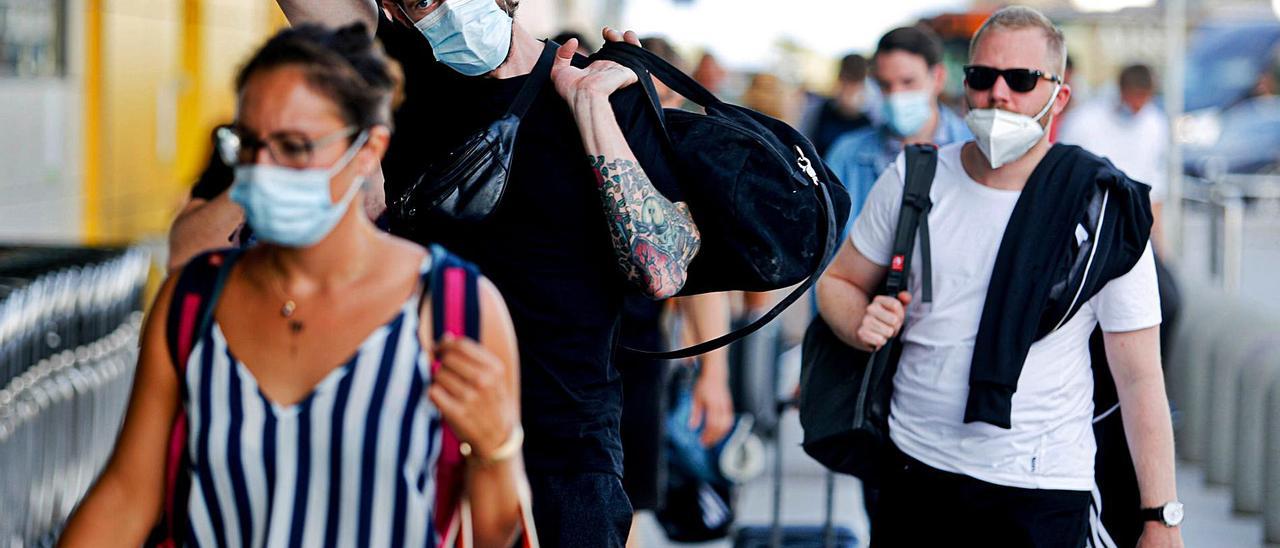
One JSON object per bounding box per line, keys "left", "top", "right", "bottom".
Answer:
{"left": 427, "top": 246, "right": 539, "bottom": 547}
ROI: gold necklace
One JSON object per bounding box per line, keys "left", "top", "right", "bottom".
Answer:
{"left": 267, "top": 258, "right": 305, "bottom": 335}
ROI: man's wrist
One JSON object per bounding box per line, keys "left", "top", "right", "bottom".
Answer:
{"left": 571, "top": 92, "right": 612, "bottom": 115}
{"left": 697, "top": 356, "right": 729, "bottom": 380}
{"left": 1141, "top": 500, "right": 1184, "bottom": 527}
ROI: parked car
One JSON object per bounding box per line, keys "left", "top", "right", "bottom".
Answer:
{"left": 1182, "top": 19, "right": 1280, "bottom": 177}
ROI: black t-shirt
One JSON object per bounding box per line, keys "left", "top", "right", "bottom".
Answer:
{"left": 378, "top": 17, "right": 682, "bottom": 477}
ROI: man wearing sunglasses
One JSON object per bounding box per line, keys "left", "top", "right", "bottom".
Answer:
{"left": 817, "top": 6, "right": 1181, "bottom": 547}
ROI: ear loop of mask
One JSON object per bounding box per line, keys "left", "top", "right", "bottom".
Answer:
{"left": 330, "top": 131, "right": 371, "bottom": 206}
{"left": 1031, "top": 83, "right": 1061, "bottom": 124}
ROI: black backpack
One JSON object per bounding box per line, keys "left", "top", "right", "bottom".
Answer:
{"left": 591, "top": 42, "right": 852, "bottom": 360}
{"left": 798, "top": 144, "right": 937, "bottom": 480}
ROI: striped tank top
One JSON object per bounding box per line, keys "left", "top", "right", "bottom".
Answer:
{"left": 181, "top": 257, "right": 444, "bottom": 547}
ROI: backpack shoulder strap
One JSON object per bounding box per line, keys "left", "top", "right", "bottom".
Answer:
{"left": 165, "top": 249, "right": 241, "bottom": 372}
{"left": 152, "top": 249, "right": 239, "bottom": 547}
{"left": 427, "top": 244, "right": 482, "bottom": 545}
{"left": 428, "top": 245, "right": 481, "bottom": 342}
{"left": 423, "top": 245, "right": 541, "bottom": 548}
{"left": 885, "top": 144, "right": 938, "bottom": 299}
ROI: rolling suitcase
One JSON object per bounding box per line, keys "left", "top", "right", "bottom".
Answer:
{"left": 733, "top": 399, "right": 858, "bottom": 548}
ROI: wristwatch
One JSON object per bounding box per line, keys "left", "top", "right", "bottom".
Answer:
{"left": 1140, "top": 501, "right": 1184, "bottom": 527}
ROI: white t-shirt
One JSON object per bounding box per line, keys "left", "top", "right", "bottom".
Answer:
{"left": 849, "top": 142, "right": 1161, "bottom": 491}
{"left": 1058, "top": 98, "right": 1169, "bottom": 203}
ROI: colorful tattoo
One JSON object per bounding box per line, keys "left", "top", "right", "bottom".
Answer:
{"left": 590, "top": 156, "right": 700, "bottom": 298}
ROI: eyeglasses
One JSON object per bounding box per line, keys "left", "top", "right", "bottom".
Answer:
{"left": 963, "top": 65, "right": 1062, "bottom": 93}
{"left": 214, "top": 124, "right": 359, "bottom": 169}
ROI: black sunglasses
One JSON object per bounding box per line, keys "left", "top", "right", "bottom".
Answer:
{"left": 964, "top": 65, "right": 1062, "bottom": 93}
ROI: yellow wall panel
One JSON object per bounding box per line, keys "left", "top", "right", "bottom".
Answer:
{"left": 84, "top": 0, "right": 287, "bottom": 244}
{"left": 99, "top": 0, "right": 182, "bottom": 242}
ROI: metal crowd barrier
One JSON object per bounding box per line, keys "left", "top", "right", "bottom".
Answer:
{"left": 1266, "top": 371, "right": 1280, "bottom": 546}
{"left": 1233, "top": 337, "right": 1280, "bottom": 514}
{"left": 0, "top": 246, "right": 150, "bottom": 547}
{"left": 1167, "top": 174, "right": 1280, "bottom": 544}
{"left": 1203, "top": 307, "right": 1277, "bottom": 487}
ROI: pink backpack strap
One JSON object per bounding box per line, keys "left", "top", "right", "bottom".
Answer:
{"left": 429, "top": 246, "right": 480, "bottom": 545}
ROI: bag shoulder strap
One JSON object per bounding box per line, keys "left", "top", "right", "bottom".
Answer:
{"left": 505, "top": 41, "right": 560, "bottom": 120}
{"left": 592, "top": 42, "right": 722, "bottom": 109}
{"left": 885, "top": 144, "right": 938, "bottom": 300}
{"left": 428, "top": 245, "right": 481, "bottom": 342}
{"left": 427, "top": 245, "right": 480, "bottom": 545}
{"left": 154, "top": 249, "right": 239, "bottom": 547}
{"left": 165, "top": 249, "right": 240, "bottom": 374}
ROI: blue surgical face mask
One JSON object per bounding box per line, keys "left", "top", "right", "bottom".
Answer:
{"left": 410, "top": 0, "right": 513, "bottom": 77}
{"left": 230, "top": 132, "right": 369, "bottom": 248}
{"left": 883, "top": 90, "right": 933, "bottom": 137}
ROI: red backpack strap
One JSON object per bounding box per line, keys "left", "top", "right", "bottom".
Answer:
{"left": 149, "top": 250, "right": 239, "bottom": 547}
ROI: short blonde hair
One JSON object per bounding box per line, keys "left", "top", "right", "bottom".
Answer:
{"left": 969, "top": 6, "right": 1067, "bottom": 76}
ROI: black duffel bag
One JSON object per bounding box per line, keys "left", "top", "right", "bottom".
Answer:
{"left": 798, "top": 144, "right": 936, "bottom": 479}
{"left": 591, "top": 42, "right": 852, "bottom": 360}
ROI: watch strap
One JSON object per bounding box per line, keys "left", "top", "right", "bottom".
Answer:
{"left": 1139, "top": 506, "right": 1166, "bottom": 523}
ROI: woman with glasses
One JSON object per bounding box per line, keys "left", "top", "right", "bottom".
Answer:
{"left": 62, "top": 24, "right": 528, "bottom": 547}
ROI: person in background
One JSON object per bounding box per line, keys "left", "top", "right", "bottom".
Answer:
{"left": 692, "top": 52, "right": 728, "bottom": 97}
{"left": 1059, "top": 63, "right": 1169, "bottom": 254}
{"left": 62, "top": 24, "right": 526, "bottom": 547}
{"left": 167, "top": 147, "right": 240, "bottom": 270}
{"left": 805, "top": 53, "right": 873, "bottom": 157}
{"left": 1057, "top": 62, "right": 1181, "bottom": 354}
{"left": 824, "top": 26, "right": 971, "bottom": 222}
{"left": 741, "top": 72, "right": 805, "bottom": 128}
{"left": 819, "top": 27, "right": 973, "bottom": 529}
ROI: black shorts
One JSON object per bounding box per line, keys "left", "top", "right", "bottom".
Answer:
{"left": 873, "top": 445, "right": 1091, "bottom": 548}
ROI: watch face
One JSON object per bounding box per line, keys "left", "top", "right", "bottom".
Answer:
{"left": 1163, "top": 502, "right": 1185, "bottom": 526}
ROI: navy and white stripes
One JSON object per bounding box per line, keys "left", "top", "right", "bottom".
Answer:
{"left": 181, "top": 263, "right": 442, "bottom": 547}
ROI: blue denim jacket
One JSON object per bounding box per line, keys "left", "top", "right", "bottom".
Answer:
{"left": 824, "top": 104, "right": 973, "bottom": 225}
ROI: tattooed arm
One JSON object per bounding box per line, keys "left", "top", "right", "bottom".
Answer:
{"left": 589, "top": 157, "right": 700, "bottom": 298}
{"left": 549, "top": 39, "right": 701, "bottom": 298}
